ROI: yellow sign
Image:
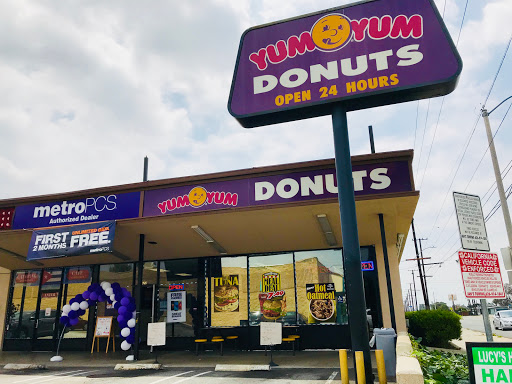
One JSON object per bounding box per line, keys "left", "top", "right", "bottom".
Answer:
{"left": 262, "top": 272, "right": 281, "bottom": 293}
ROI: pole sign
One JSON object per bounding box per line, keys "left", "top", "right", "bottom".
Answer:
{"left": 27, "top": 221, "right": 116, "bottom": 261}
{"left": 453, "top": 192, "right": 490, "bottom": 252}
{"left": 228, "top": 0, "right": 462, "bottom": 128}
{"left": 458, "top": 251, "right": 505, "bottom": 299}
{"left": 467, "top": 343, "right": 512, "bottom": 384}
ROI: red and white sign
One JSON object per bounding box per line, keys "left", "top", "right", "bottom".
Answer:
{"left": 458, "top": 251, "right": 505, "bottom": 298}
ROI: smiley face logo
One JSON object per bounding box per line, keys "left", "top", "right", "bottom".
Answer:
{"left": 311, "top": 14, "right": 352, "bottom": 52}
{"left": 188, "top": 186, "right": 207, "bottom": 207}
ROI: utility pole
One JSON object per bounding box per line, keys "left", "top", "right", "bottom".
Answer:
{"left": 482, "top": 106, "right": 512, "bottom": 250}
{"left": 410, "top": 270, "right": 418, "bottom": 311}
{"left": 411, "top": 220, "right": 430, "bottom": 309}
{"left": 418, "top": 238, "right": 430, "bottom": 308}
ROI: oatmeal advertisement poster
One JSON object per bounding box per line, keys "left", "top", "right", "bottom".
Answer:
{"left": 213, "top": 275, "right": 239, "bottom": 312}
{"left": 306, "top": 283, "right": 336, "bottom": 323}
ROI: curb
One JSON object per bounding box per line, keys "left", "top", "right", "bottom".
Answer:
{"left": 114, "top": 363, "right": 162, "bottom": 371}
{"left": 4, "top": 364, "right": 47, "bottom": 370}
{"left": 215, "top": 364, "right": 270, "bottom": 372}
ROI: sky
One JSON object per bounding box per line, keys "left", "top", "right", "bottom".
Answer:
{"left": 1, "top": 0, "right": 512, "bottom": 309}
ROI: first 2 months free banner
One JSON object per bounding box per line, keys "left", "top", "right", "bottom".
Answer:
{"left": 27, "top": 221, "right": 116, "bottom": 261}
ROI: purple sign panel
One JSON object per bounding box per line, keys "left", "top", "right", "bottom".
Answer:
{"left": 13, "top": 192, "right": 140, "bottom": 229}
{"left": 143, "top": 160, "right": 412, "bottom": 217}
{"left": 228, "top": 0, "right": 462, "bottom": 127}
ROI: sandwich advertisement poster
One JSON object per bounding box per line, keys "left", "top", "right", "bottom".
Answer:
{"left": 213, "top": 275, "right": 239, "bottom": 312}
{"left": 306, "top": 283, "right": 336, "bottom": 324}
{"left": 259, "top": 272, "right": 287, "bottom": 321}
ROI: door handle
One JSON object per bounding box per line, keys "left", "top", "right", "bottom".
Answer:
{"left": 35, "top": 319, "right": 39, "bottom": 328}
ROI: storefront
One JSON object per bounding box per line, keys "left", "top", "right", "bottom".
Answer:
{"left": 0, "top": 149, "right": 416, "bottom": 352}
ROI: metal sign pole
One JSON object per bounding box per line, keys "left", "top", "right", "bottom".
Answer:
{"left": 332, "top": 105, "right": 373, "bottom": 383}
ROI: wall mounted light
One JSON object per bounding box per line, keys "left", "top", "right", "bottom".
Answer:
{"left": 316, "top": 214, "right": 338, "bottom": 247}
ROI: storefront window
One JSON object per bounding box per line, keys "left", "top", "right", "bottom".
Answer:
{"left": 6, "top": 270, "right": 41, "bottom": 339}
{"left": 157, "top": 259, "right": 202, "bottom": 337}
{"left": 62, "top": 266, "right": 92, "bottom": 339}
{"left": 248, "top": 253, "right": 296, "bottom": 325}
{"left": 209, "top": 256, "right": 247, "bottom": 327}
{"left": 295, "top": 250, "right": 347, "bottom": 325}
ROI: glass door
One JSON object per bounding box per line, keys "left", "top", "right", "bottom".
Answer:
{"left": 4, "top": 270, "right": 42, "bottom": 351}
{"left": 33, "top": 269, "right": 63, "bottom": 351}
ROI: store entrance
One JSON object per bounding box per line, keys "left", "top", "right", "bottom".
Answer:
{"left": 4, "top": 267, "right": 92, "bottom": 352}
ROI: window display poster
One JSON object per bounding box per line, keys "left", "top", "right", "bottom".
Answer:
{"left": 260, "top": 272, "right": 286, "bottom": 321}
{"left": 167, "top": 291, "right": 186, "bottom": 323}
{"left": 213, "top": 275, "right": 239, "bottom": 312}
{"left": 306, "top": 283, "right": 336, "bottom": 324}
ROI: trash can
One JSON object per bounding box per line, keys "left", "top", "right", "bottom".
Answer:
{"left": 373, "top": 328, "right": 397, "bottom": 377}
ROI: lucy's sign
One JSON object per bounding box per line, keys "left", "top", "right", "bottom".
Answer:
{"left": 228, "top": 0, "right": 462, "bottom": 127}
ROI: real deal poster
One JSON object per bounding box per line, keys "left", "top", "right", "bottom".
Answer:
{"left": 213, "top": 275, "right": 239, "bottom": 312}
{"left": 167, "top": 291, "right": 186, "bottom": 323}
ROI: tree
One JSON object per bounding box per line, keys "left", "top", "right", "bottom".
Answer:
{"left": 432, "top": 302, "right": 450, "bottom": 311}
{"left": 493, "top": 283, "right": 512, "bottom": 307}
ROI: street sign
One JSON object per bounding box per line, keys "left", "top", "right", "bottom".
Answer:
{"left": 458, "top": 251, "right": 505, "bottom": 299}
{"left": 467, "top": 342, "right": 512, "bottom": 384}
{"left": 453, "top": 192, "right": 490, "bottom": 252}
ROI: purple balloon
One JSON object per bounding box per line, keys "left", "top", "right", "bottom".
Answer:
{"left": 118, "top": 306, "right": 127, "bottom": 315}
{"left": 111, "top": 282, "right": 121, "bottom": 290}
{"left": 59, "top": 316, "right": 68, "bottom": 325}
{"left": 121, "top": 297, "right": 130, "bottom": 306}
{"left": 126, "top": 334, "right": 135, "bottom": 344}
{"left": 127, "top": 303, "right": 136, "bottom": 312}
{"left": 115, "top": 293, "right": 123, "bottom": 301}
{"left": 82, "top": 291, "right": 90, "bottom": 300}
{"left": 98, "top": 294, "right": 105, "bottom": 302}
{"left": 75, "top": 294, "right": 83, "bottom": 302}
{"left": 89, "top": 292, "right": 98, "bottom": 301}
{"left": 69, "top": 298, "right": 76, "bottom": 305}
{"left": 68, "top": 310, "right": 77, "bottom": 319}
{"left": 117, "top": 314, "right": 125, "bottom": 324}
{"left": 69, "top": 317, "right": 79, "bottom": 326}
{"left": 119, "top": 320, "right": 127, "bottom": 329}
{"left": 77, "top": 309, "right": 85, "bottom": 316}
{"left": 114, "top": 302, "right": 121, "bottom": 310}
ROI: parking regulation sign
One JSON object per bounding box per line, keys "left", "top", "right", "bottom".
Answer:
{"left": 458, "top": 251, "right": 505, "bottom": 299}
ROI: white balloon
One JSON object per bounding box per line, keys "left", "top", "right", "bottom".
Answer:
{"left": 79, "top": 301, "right": 89, "bottom": 310}
{"left": 103, "top": 282, "right": 111, "bottom": 290}
{"left": 62, "top": 305, "right": 71, "bottom": 314}
{"left": 70, "top": 302, "right": 80, "bottom": 311}
{"left": 110, "top": 294, "right": 116, "bottom": 302}
{"left": 132, "top": 311, "right": 136, "bottom": 318}
{"left": 121, "top": 340, "right": 131, "bottom": 351}
{"left": 100, "top": 281, "right": 107, "bottom": 288}
{"left": 121, "top": 327, "right": 131, "bottom": 337}
{"left": 127, "top": 318, "right": 136, "bottom": 328}
{"left": 105, "top": 288, "right": 114, "bottom": 297}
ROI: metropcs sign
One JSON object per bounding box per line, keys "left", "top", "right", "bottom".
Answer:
{"left": 229, "top": 0, "right": 462, "bottom": 127}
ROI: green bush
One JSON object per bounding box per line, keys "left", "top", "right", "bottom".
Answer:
{"left": 405, "top": 309, "right": 461, "bottom": 348}
{"left": 410, "top": 336, "right": 469, "bottom": 384}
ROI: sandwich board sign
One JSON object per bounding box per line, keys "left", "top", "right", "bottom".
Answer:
{"left": 260, "top": 322, "right": 282, "bottom": 346}
{"left": 147, "top": 322, "right": 166, "bottom": 347}
{"left": 458, "top": 251, "right": 505, "bottom": 299}
{"left": 453, "top": 192, "right": 490, "bottom": 252}
{"left": 467, "top": 342, "right": 512, "bottom": 384}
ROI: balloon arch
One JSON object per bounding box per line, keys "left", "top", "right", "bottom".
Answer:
{"left": 59, "top": 281, "right": 136, "bottom": 351}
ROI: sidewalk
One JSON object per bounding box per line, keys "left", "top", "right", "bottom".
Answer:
{"left": 451, "top": 328, "right": 512, "bottom": 352}
{"left": 0, "top": 349, "right": 354, "bottom": 370}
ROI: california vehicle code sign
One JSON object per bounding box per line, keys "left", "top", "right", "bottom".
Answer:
{"left": 228, "top": 0, "right": 462, "bottom": 127}
{"left": 458, "top": 251, "right": 505, "bottom": 299}
{"left": 27, "top": 221, "right": 116, "bottom": 261}
{"left": 467, "top": 343, "right": 512, "bottom": 384}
